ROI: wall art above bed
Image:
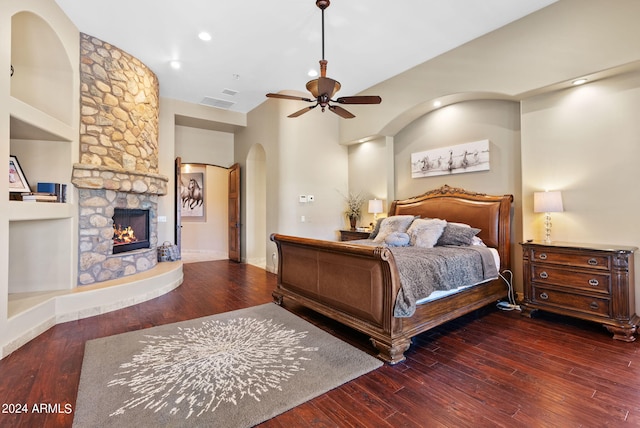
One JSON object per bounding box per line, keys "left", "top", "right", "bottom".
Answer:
{"left": 411, "top": 139, "right": 490, "bottom": 178}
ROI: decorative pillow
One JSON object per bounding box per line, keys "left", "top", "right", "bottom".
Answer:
{"left": 471, "top": 236, "right": 486, "bottom": 246}
{"left": 369, "top": 218, "right": 383, "bottom": 239}
{"left": 436, "top": 223, "right": 481, "bottom": 246}
{"left": 407, "top": 218, "right": 447, "bottom": 248}
{"left": 372, "top": 215, "right": 417, "bottom": 243}
{"left": 384, "top": 232, "right": 410, "bottom": 247}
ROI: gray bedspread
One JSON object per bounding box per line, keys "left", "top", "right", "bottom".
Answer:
{"left": 390, "top": 246, "right": 498, "bottom": 317}
{"left": 348, "top": 240, "right": 499, "bottom": 317}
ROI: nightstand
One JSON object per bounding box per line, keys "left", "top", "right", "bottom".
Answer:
{"left": 521, "top": 241, "right": 638, "bottom": 342}
{"left": 339, "top": 230, "right": 371, "bottom": 241}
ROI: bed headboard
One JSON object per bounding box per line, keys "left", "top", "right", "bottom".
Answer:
{"left": 389, "top": 185, "right": 513, "bottom": 270}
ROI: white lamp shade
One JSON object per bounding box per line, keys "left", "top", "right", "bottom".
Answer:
{"left": 368, "top": 199, "right": 383, "bottom": 214}
{"left": 533, "top": 191, "right": 564, "bottom": 213}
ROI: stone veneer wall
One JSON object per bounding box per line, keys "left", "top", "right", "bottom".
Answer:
{"left": 73, "top": 33, "right": 168, "bottom": 285}
{"left": 79, "top": 33, "right": 159, "bottom": 173}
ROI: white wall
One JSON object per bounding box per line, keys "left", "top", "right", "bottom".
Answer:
{"left": 521, "top": 71, "right": 640, "bottom": 311}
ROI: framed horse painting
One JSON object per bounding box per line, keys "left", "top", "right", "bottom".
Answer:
{"left": 180, "top": 164, "right": 205, "bottom": 221}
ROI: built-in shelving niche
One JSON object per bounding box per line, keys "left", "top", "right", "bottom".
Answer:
{"left": 7, "top": 9, "right": 76, "bottom": 315}
{"left": 10, "top": 11, "right": 74, "bottom": 127}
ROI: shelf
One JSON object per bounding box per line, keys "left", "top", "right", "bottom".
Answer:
{"left": 8, "top": 201, "right": 74, "bottom": 221}
{"left": 9, "top": 96, "right": 75, "bottom": 142}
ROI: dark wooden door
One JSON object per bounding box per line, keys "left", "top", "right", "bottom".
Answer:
{"left": 228, "top": 163, "right": 241, "bottom": 262}
{"left": 174, "top": 157, "right": 182, "bottom": 255}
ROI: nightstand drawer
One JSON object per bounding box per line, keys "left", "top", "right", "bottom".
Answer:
{"left": 531, "top": 266, "right": 610, "bottom": 294}
{"left": 531, "top": 249, "right": 610, "bottom": 270}
{"left": 532, "top": 286, "right": 611, "bottom": 318}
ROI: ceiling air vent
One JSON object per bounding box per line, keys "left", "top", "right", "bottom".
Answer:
{"left": 200, "top": 97, "right": 235, "bottom": 110}
{"left": 222, "top": 88, "right": 238, "bottom": 96}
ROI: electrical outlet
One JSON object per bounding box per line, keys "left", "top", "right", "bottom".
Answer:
{"left": 299, "top": 195, "right": 307, "bottom": 203}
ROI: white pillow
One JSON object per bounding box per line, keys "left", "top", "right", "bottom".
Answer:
{"left": 372, "top": 215, "right": 417, "bottom": 243}
{"left": 408, "top": 218, "right": 447, "bottom": 248}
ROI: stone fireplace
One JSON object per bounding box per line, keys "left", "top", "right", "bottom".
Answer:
{"left": 72, "top": 33, "right": 168, "bottom": 285}
{"left": 112, "top": 208, "right": 150, "bottom": 254}
{"left": 73, "top": 165, "right": 167, "bottom": 285}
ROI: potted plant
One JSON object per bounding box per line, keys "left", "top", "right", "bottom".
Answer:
{"left": 344, "top": 192, "right": 365, "bottom": 230}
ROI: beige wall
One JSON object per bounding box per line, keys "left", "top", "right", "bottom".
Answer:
{"left": 235, "top": 95, "right": 348, "bottom": 270}
{"left": 179, "top": 165, "right": 229, "bottom": 257}
{"left": 174, "top": 124, "right": 235, "bottom": 258}
{"left": 349, "top": 99, "right": 524, "bottom": 288}
{"left": 175, "top": 125, "right": 234, "bottom": 167}
{"left": 348, "top": 138, "right": 391, "bottom": 228}
{"left": 521, "top": 71, "right": 640, "bottom": 311}
{"left": 156, "top": 97, "right": 245, "bottom": 246}
{"left": 339, "top": 0, "right": 640, "bottom": 145}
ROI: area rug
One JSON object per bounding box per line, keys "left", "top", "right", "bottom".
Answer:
{"left": 73, "top": 303, "right": 382, "bottom": 427}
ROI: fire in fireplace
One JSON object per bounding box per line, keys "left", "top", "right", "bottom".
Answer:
{"left": 112, "top": 208, "right": 150, "bottom": 254}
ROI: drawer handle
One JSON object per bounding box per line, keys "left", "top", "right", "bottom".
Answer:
{"left": 539, "top": 253, "right": 548, "bottom": 260}
{"left": 539, "top": 271, "right": 549, "bottom": 279}
{"left": 588, "top": 258, "right": 598, "bottom": 266}
{"left": 589, "top": 302, "right": 599, "bottom": 310}
{"left": 588, "top": 279, "right": 599, "bottom": 287}
{"left": 539, "top": 292, "right": 549, "bottom": 300}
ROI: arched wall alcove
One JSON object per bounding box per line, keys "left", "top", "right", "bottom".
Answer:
{"left": 11, "top": 11, "right": 74, "bottom": 125}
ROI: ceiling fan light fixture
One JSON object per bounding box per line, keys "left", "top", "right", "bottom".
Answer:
{"left": 265, "top": 0, "right": 381, "bottom": 119}
{"left": 306, "top": 77, "right": 341, "bottom": 99}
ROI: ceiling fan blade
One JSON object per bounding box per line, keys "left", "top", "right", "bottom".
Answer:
{"left": 329, "top": 105, "right": 355, "bottom": 119}
{"left": 266, "top": 93, "right": 314, "bottom": 102}
{"left": 288, "top": 105, "right": 317, "bottom": 118}
{"left": 335, "top": 95, "right": 382, "bottom": 105}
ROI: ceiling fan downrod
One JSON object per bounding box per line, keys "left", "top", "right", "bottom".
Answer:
{"left": 265, "top": 0, "right": 381, "bottom": 119}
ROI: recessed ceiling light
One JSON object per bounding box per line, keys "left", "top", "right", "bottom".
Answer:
{"left": 308, "top": 69, "right": 318, "bottom": 77}
{"left": 572, "top": 78, "right": 588, "bottom": 86}
{"left": 170, "top": 60, "right": 181, "bottom": 70}
{"left": 433, "top": 100, "right": 442, "bottom": 108}
{"left": 198, "top": 32, "right": 212, "bottom": 41}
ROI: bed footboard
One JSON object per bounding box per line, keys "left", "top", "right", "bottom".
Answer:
{"left": 271, "top": 234, "right": 409, "bottom": 361}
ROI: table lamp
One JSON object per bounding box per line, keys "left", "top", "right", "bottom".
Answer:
{"left": 533, "top": 191, "right": 564, "bottom": 243}
{"left": 368, "top": 199, "right": 383, "bottom": 222}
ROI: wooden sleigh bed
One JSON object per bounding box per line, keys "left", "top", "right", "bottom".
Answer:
{"left": 271, "top": 185, "right": 513, "bottom": 364}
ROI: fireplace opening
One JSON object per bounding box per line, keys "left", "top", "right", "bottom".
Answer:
{"left": 112, "top": 208, "right": 150, "bottom": 254}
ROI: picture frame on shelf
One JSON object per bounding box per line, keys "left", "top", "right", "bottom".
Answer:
{"left": 9, "top": 155, "right": 31, "bottom": 193}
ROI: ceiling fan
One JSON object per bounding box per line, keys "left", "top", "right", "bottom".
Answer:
{"left": 266, "top": 0, "right": 382, "bottom": 119}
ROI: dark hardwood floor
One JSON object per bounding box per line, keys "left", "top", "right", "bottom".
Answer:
{"left": 1, "top": 260, "right": 639, "bottom": 427}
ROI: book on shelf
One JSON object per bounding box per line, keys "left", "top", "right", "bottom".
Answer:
{"left": 8, "top": 183, "right": 68, "bottom": 202}
{"left": 20, "top": 192, "right": 59, "bottom": 202}
{"left": 36, "top": 182, "right": 67, "bottom": 202}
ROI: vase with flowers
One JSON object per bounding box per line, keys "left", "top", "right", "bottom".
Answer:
{"left": 344, "top": 192, "right": 365, "bottom": 230}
